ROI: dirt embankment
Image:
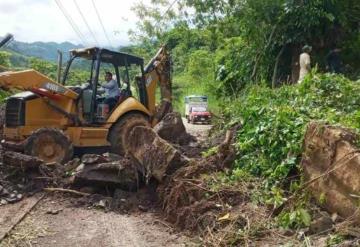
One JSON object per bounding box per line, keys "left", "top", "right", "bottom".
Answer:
{"left": 302, "top": 122, "right": 360, "bottom": 223}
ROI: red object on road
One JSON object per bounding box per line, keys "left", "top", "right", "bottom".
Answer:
{"left": 188, "top": 107, "right": 211, "bottom": 124}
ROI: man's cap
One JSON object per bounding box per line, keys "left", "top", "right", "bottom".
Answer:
{"left": 302, "top": 45, "right": 312, "bottom": 52}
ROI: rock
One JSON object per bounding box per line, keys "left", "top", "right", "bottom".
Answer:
{"left": 95, "top": 200, "right": 106, "bottom": 208}
{"left": 76, "top": 163, "right": 85, "bottom": 172}
{"left": 0, "top": 198, "right": 7, "bottom": 205}
{"left": 64, "top": 158, "right": 81, "bottom": 172}
{"left": 46, "top": 208, "right": 63, "bottom": 215}
{"left": 5, "top": 194, "right": 22, "bottom": 203}
{"left": 309, "top": 215, "right": 333, "bottom": 234}
{"left": 301, "top": 122, "right": 360, "bottom": 223}
{"left": 138, "top": 205, "right": 148, "bottom": 212}
{"left": 3, "top": 151, "right": 43, "bottom": 169}
{"left": 1, "top": 188, "right": 9, "bottom": 196}
{"left": 16, "top": 194, "right": 23, "bottom": 200}
{"left": 81, "top": 154, "right": 109, "bottom": 165}
{"left": 102, "top": 153, "right": 122, "bottom": 162}
{"left": 128, "top": 126, "right": 189, "bottom": 182}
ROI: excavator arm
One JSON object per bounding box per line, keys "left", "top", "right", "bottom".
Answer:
{"left": 143, "top": 46, "right": 172, "bottom": 125}
{"left": 0, "top": 70, "right": 78, "bottom": 99}
{"left": 0, "top": 70, "right": 80, "bottom": 124}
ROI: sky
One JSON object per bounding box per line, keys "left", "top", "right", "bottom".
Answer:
{"left": 0, "top": 0, "right": 142, "bottom": 47}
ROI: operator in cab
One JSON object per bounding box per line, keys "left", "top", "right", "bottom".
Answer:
{"left": 102, "top": 71, "right": 120, "bottom": 111}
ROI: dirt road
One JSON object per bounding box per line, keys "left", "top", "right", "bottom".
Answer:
{"left": 182, "top": 118, "right": 211, "bottom": 141}
{"left": 1, "top": 195, "right": 190, "bottom": 247}
{"left": 0, "top": 119, "right": 210, "bottom": 247}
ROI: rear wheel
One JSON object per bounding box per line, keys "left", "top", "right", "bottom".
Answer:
{"left": 108, "top": 112, "right": 149, "bottom": 155}
{"left": 24, "top": 128, "right": 73, "bottom": 164}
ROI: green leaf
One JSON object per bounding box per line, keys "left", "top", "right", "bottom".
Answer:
{"left": 299, "top": 209, "right": 311, "bottom": 226}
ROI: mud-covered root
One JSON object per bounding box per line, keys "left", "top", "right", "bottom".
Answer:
{"left": 153, "top": 112, "right": 195, "bottom": 145}
{"left": 127, "top": 126, "right": 189, "bottom": 182}
{"left": 156, "top": 125, "right": 241, "bottom": 234}
{"left": 3, "top": 151, "right": 44, "bottom": 169}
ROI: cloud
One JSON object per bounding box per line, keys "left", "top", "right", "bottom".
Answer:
{"left": 0, "top": 0, "right": 141, "bottom": 47}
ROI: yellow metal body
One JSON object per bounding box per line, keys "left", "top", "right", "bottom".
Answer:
{"left": 0, "top": 70, "right": 152, "bottom": 147}
{"left": 0, "top": 46, "right": 170, "bottom": 149}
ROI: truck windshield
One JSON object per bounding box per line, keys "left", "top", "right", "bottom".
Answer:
{"left": 185, "top": 96, "right": 208, "bottom": 103}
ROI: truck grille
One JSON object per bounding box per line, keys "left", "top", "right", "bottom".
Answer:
{"left": 5, "top": 98, "right": 25, "bottom": 127}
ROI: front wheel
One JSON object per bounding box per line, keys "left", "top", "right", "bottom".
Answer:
{"left": 24, "top": 128, "right": 73, "bottom": 164}
{"left": 108, "top": 112, "right": 150, "bottom": 155}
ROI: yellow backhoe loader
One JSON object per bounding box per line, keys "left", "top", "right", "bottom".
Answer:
{"left": 0, "top": 46, "right": 172, "bottom": 164}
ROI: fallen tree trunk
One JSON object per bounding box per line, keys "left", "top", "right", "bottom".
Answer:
{"left": 127, "top": 126, "right": 189, "bottom": 182}
{"left": 3, "top": 151, "right": 43, "bottom": 169}
{"left": 74, "top": 160, "right": 139, "bottom": 191}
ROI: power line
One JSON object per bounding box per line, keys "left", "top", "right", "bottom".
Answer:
{"left": 54, "top": 0, "right": 88, "bottom": 46}
{"left": 153, "top": 0, "right": 179, "bottom": 34}
{"left": 161, "top": 0, "right": 179, "bottom": 19}
{"left": 73, "top": 0, "right": 99, "bottom": 46}
{"left": 91, "top": 0, "right": 113, "bottom": 48}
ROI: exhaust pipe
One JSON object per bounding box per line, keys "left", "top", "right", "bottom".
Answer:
{"left": 57, "top": 50, "right": 63, "bottom": 84}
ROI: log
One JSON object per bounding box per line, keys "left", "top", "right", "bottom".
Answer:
{"left": 127, "top": 126, "right": 189, "bottom": 182}
{"left": 3, "top": 151, "right": 43, "bottom": 169}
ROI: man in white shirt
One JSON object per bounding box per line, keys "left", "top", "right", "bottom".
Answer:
{"left": 102, "top": 72, "right": 120, "bottom": 111}
{"left": 298, "top": 45, "right": 312, "bottom": 83}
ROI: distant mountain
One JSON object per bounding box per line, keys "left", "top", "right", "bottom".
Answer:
{"left": 3, "top": 39, "right": 82, "bottom": 62}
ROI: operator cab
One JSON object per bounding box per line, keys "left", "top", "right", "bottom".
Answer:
{"left": 62, "top": 47, "right": 148, "bottom": 124}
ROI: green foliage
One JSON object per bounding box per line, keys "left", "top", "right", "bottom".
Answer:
{"left": 0, "top": 51, "right": 11, "bottom": 67}
{"left": 186, "top": 49, "right": 214, "bottom": 80}
{"left": 326, "top": 234, "right": 345, "bottom": 246}
{"left": 227, "top": 73, "right": 360, "bottom": 185}
{"left": 278, "top": 208, "right": 311, "bottom": 229}
{"left": 29, "top": 57, "right": 57, "bottom": 80}
{"left": 201, "top": 146, "right": 219, "bottom": 158}
{"left": 28, "top": 57, "right": 90, "bottom": 85}
{"left": 183, "top": 0, "right": 360, "bottom": 94}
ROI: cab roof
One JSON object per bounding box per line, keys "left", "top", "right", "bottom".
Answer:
{"left": 185, "top": 95, "right": 208, "bottom": 98}
{"left": 70, "top": 47, "right": 144, "bottom": 67}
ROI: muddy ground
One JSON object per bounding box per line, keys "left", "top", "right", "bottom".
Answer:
{"left": 0, "top": 119, "right": 211, "bottom": 247}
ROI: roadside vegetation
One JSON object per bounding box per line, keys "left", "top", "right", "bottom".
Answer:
{"left": 126, "top": 0, "right": 360, "bottom": 244}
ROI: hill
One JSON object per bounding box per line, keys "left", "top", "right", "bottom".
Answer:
{"left": 3, "top": 39, "right": 82, "bottom": 62}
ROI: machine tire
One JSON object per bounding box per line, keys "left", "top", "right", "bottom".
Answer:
{"left": 24, "top": 128, "right": 73, "bottom": 164}
{"left": 108, "top": 112, "right": 149, "bottom": 155}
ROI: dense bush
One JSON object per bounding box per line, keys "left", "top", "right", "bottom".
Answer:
{"left": 222, "top": 73, "right": 360, "bottom": 186}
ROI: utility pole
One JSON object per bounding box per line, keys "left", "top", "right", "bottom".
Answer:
{"left": 57, "top": 50, "right": 63, "bottom": 84}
